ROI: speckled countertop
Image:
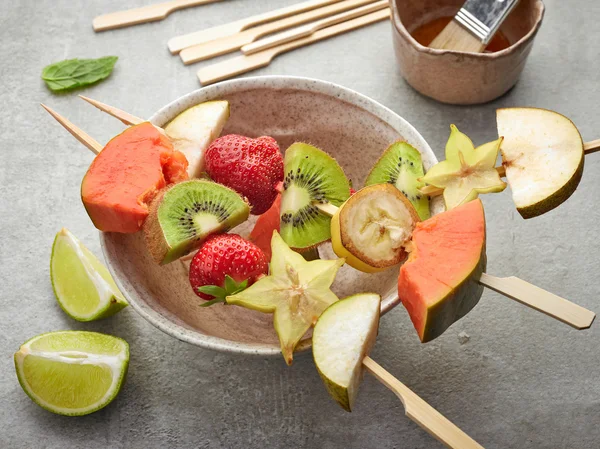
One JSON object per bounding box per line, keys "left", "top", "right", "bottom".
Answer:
{"left": 1, "top": 1, "right": 600, "bottom": 448}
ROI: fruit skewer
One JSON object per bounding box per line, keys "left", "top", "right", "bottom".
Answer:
{"left": 44, "top": 101, "right": 595, "bottom": 331}
{"left": 66, "top": 99, "right": 600, "bottom": 220}
{"left": 317, "top": 193, "right": 595, "bottom": 331}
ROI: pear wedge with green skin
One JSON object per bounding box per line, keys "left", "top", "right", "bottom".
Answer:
{"left": 164, "top": 100, "right": 230, "bottom": 178}
{"left": 420, "top": 125, "right": 506, "bottom": 210}
{"left": 496, "top": 107, "right": 585, "bottom": 219}
{"left": 313, "top": 293, "right": 381, "bottom": 412}
{"left": 226, "top": 231, "right": 344, "bottom": 365}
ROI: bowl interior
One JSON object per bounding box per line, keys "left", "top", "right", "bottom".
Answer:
{"left": 101, "top": 77, "right": 443, "bottom": 355}
{"left": 393, "top": 0, "right": 543, "bottom": 49}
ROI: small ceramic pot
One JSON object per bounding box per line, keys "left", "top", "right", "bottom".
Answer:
{"left": 390, "top": 0, "right": 545, "bottom": 105}
{"left": 101, "top": 76, "right": 444, "bottom": 357}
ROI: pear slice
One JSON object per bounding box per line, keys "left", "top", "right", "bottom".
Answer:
{"left": 226, "top": 231, "right": 345, "bottom": 365}
{"left": 313, "top": 293, "right": 381, "bottom": 412}
{"left": 331, "top": 184, "right": 419, "bottom": 273}
{"left": 496, "top": 107, "right": 585, "bottom": 219}
{"left": 164, "top": 100, "right": 229, "bottom": 178}
{"left": 420, "top": 125, "right": 506, "bottom": 210}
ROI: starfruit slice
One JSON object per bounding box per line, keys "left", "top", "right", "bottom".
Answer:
{"left": 421, "top": 125, "right": 506, "bottom": 210}
{"left": 226, "top": 231, "right": 345, "bottom": 365}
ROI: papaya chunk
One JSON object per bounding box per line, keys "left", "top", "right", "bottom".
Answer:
{"left": 81, "top": 122, "right": 188, "bottom": 233}
{"left": 398, "top": 199, "right": 486, "bottom": 342}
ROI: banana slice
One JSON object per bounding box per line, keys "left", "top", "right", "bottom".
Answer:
{"left": 331, "top": 184, "right": 419, "bottom": 273}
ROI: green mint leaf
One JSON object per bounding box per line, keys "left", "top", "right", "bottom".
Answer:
{"left": 199, "top": 297, "right": 227, "bottom": 307}
{"left": 198, "top": 285, "right": 226, "bottom": 298}
{"left": 41, "top": 56, "right": 118, "bottom": 92}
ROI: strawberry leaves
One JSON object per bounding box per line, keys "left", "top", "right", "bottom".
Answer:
{"left": 198, "top": 275, "right": 248, "bottom": 307}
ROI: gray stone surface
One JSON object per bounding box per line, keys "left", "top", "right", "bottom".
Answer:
{"left": 1, "top": 0, "right": 599, "bottom": 447}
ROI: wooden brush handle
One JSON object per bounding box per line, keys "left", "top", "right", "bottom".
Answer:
{"left": 168, "top": 0, "right": 342, "bottom": 53}
{"left": 363, "top": 357, "right": 485, "bottom": 449}
{"left": 479, "top": 273, "right": 596, "bottom": 329}
{"left": 93, "top": 0, "right": 220, "bottom": 32}
{"left": 197, "top": 8, "right": 390, "bottom": 85}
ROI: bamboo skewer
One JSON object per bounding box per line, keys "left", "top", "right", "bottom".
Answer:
{"left": 79, "top": 96, "right": 144, "bottom": 126}
{"left": 197, "top": 8, "right": 391, "bottom": 85}
{"left": 420, "top": 141, "right": 600, "bottom": 197}
{"left": 93, "top": 0, "right": 222, "bottom": 32}
{"left": 179, "top": 0, "right": 381, "bottom": 64}
{"left": 363, "top": 357, "right": 485, "bottom": 449}
{"left": 241, "top": 0, "right": 388, "bottom": 55}
{"left": 40, "top": 104, "right": 103, "bottom": 155}
{"left": 168, "top": 0, "right": 343, "bottom": 54}
{"left": 315, "top": 202, "right": 595, "bottom": 329}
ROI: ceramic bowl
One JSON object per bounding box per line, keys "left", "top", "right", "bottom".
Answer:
{"left": 101, "top": 76, "right": 443, "bottom": 357}
{"left": 390, "top": 0, "right": 545, "bottom": 105}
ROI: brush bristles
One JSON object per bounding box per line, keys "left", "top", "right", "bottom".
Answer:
{"left": 429, "top": 19, "right": 486, "bottom": 52}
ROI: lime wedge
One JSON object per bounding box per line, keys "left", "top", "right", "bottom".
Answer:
{"left": 50, "top": 228, "right": 127, "bottom": 321}
{"left": 14, "top": 331, "right": 129, "bottom": 416}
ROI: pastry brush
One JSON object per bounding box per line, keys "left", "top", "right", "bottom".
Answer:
{"left": 430, "top": 0, "right": 518, "bottom": 52}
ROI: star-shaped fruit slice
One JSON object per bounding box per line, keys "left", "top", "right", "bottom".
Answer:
{"left": 226, "top": 231, "right": 344, "bottom": 365}
{"left": 420, "top": 125, "right": 506, "bottom": 210}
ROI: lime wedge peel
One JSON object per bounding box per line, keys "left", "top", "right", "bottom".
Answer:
{"left": 14, "top": 331, "right": 129, "bottom": 416}
{"left": 50, "top": 228, "right": 128, "bottom": 321}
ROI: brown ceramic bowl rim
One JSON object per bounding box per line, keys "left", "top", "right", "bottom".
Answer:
{"left": 100, "top": 75, "right": 439, "bottom": 357}
{"left": 390, "top": 0, "right": 545, "bottom": 59}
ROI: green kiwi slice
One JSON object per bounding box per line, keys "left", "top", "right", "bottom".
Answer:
{"left": 144, "top": 180, "right": 249, "bottom": 264}
{"left": 280, "top": 143, "right": 351, "bottom": 250}
{"left": 365, "top": 141, "right": 430, "bottom": 220}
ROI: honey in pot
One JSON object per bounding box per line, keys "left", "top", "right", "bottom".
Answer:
{"left": 411, "top": 16, "right": 511, "bottom": 52}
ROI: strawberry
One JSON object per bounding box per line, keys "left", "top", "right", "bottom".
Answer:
{"left": 205, "top": 135, "right": 283, "bottom": 215}
{"left": 189, "top": 234, "right": 268, "bottom": 304}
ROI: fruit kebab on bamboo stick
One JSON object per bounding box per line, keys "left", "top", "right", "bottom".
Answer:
{"left": 42, "top": 101, "right": 488, "bottom": 449}
{"left": 42, "top": 99, "right": 597, "bottom": 340}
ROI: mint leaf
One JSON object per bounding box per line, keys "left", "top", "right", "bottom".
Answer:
{"left": 42, "top": 56, "right": 118, "bottom": 92}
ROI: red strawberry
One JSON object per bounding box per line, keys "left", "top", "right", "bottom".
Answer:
{"left": 189, "top": 234, "right": 268, "bottom": 303}
{"left": 205, "top": 135, "right": 283, "bottom": 215}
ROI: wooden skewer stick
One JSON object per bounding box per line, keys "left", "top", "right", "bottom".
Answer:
{"left": 363, "top": 357, "right": 485, "bottom": 449}
{"left": 420, "top": 140, "right": 600, "bottom": 197}
{"left": 40, "top": 104, "right": 103, "bottom": 155}
{"left": 198, "top": 8, "right": 390, "bottom": 85}
{"left": 241, "top": 0, "right": 388, "bottom": 55}
{"left": 180, "top": 0, "right": 380, "bottom": 64}
{"left": 167, "top": 0, "right": 343, "bottom": 54}
{"left": 315, "top": 201, "right": 595, "bottom": 329}
{"left": 78, "top": 96, "right": 144, "bottom": 126}
{"left": 93, "top": 0, "right": 222, "bottom": 32}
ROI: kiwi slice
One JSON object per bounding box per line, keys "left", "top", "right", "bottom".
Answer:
{"left": 144, "top": 180, "right": 249, "bottom": 264}
{"left": 280, "top": 143, "right": 351, "bottom": 250}
{"left": 365, "top": 141, "right": 430, "bottom": 220}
